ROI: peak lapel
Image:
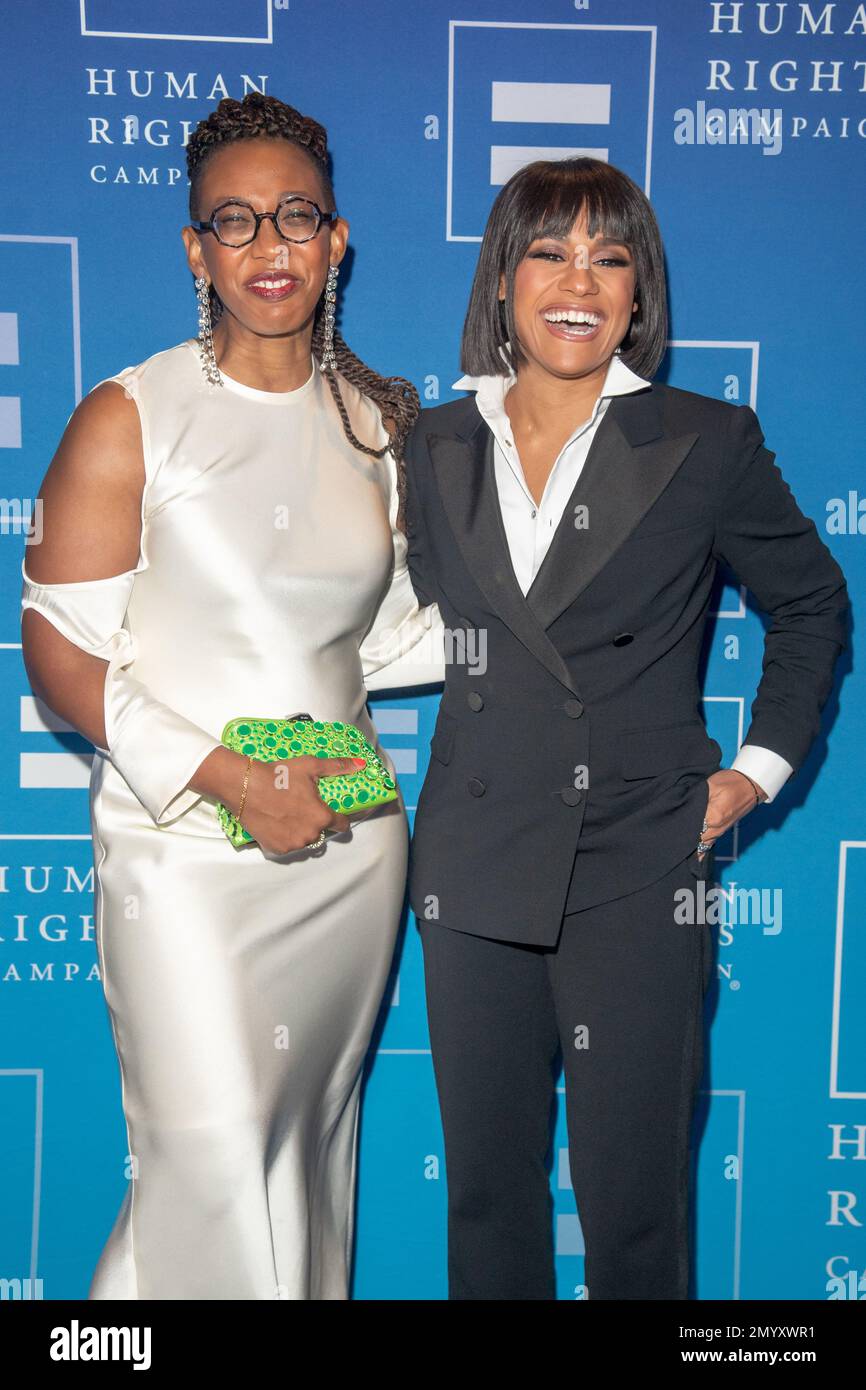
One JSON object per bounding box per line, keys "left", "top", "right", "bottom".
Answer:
{"left": 526, "top": 389, "right": 700, "bottom": 630}
{"left": 428, "top": 388, "right": 700, "bottom": 696}
{"left": 429, "top": 420, "right": 578, "bottom": 695}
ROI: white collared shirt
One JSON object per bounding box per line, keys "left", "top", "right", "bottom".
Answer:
{"left": 451, "top": 354, "right": 793, "bottom": 803}
{"left": 453, "top": 351, "right": 648, "bottom": 594}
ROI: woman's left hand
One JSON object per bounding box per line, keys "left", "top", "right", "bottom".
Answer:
{"left": 697, "top": 769, "right": 767, "bottom": 860}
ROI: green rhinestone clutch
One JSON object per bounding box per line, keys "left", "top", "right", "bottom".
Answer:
{"left": 216, "top": 712, "right": 398, "bottom": 848}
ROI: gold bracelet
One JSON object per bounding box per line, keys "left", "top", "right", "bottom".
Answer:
{"left": 236, "top": 755, "right": 254, "bottom": 823}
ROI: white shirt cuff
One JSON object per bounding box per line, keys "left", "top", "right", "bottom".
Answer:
{"left": 730, "top": 744, "right": 794, "bottom": 803}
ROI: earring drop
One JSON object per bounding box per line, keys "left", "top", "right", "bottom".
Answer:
{"left": 320, "top": 264, "right": 338, "bottom": 371}
{"left": 195, "top": 275, "right": 222, "bottom": 387}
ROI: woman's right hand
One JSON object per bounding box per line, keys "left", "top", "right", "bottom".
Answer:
{"left": 240, "top": 754, "right": 364, "bottom": 854}
{"left": 192, "top": 746, "right": 364, "bottom": 855}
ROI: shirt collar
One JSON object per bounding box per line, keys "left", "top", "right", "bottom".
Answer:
{"left": 452, "top": 348, "right": 651, "bottom": 418}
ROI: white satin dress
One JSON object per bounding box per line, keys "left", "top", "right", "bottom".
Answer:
{"left": 20, "top": 338, "right": 445, "bottom": 1300}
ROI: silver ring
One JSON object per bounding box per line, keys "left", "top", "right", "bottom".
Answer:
{"left": 697, "top": 839, "right": 712, "bottom": 855}
{"left": 303, "top": 829, "right": 327, "bottom": 850}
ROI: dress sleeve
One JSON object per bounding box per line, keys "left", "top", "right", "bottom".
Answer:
{"left": 359, "top": 444, "right": 446, "bottom": 692}
{"left": 20, "top": 557, "right": 223, "bottom": 825}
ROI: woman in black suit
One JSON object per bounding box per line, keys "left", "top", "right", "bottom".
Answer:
{"left": 403, "top": 157, "right": 848, "bottom": 1300}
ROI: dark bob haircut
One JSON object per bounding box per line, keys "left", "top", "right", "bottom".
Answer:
{"left": 461, "top": 157, "right": 668, "bottom": 381}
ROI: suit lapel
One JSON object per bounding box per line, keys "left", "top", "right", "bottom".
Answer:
{"left": 526, "top": 389, "right": 699, "bottom": 630}
{"left": 429, "top": 418, "right": 575, "bottom": 693}
{"left": 428, "top": 387, "right": 699, "bottom": 697}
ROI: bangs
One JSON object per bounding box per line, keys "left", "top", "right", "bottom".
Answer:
{"left": 518, "top": 163, "right": 636, "bottom": 256}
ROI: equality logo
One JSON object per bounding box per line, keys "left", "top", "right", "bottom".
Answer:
{"left": 80, "top": 0, "right": 273, "bottom": 45}
{"left": 447, "top": 20, "right": 657, "bottom": 242}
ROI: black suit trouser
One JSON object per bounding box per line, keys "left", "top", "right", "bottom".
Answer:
{"left": 418, "top": 848, "right": 715, "bottom": 1300}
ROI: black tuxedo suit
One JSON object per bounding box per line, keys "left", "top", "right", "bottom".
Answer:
{"left": 404, "top": 380, "right": 848, "bottom": 1300}
{"left": 405, "top": 383, "right": 848, "bottom": 945}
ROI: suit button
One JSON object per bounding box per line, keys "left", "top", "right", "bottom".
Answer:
{"left": 613, "top": 632, "right": 634, "bottom": 647}
{"left": 563, "top": 698, "right": 584, "bottom": 719}
{"left": 468, "top": 778, "right": 486, "bottom": 797}
{"left": 467, "top": 690, "right": 484, "bottom": 711}
{"left": 560, "top": 787, "right": 583, "bottom": 806}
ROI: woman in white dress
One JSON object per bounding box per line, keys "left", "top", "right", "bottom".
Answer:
{"left": 19, "top": 93, "right": 444, "bottom": 1300}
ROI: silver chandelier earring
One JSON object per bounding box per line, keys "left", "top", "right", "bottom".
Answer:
{"left": 320, "top": 264, "right": 338, "bottom": 371}
{"left": 195, "top": 275, "right": 222, "bottom": 387}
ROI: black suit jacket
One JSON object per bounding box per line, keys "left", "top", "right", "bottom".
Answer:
{"left": 404, "top": 382, "right": 849, "bottom": 946}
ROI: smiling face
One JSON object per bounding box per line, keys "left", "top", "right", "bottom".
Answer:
{"left": 181, "top": 136, "right": 348, "bottom": 344}
{"left": 500, "top": 208, "right": 638, "bottom": 383}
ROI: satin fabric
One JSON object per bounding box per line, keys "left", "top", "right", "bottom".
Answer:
{"left": 21, "top": 339, "right": 445, "bottom": 1298}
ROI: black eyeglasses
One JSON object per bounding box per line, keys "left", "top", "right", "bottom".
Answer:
{"left": 192, "top": 196, "right": 338, "bottom": 248}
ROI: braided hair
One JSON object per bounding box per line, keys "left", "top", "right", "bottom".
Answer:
{"left": 186, "top": 92, "right": 419, "bottom": 532}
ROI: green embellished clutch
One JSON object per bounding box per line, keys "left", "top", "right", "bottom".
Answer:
{"left": 216, "top": 712, "right": 398, "bottom": 848}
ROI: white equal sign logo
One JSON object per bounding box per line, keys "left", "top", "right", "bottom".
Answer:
{"left": 447, "top": 20, "right": 656, "bottom": 241}
{"left": 368, "top": 707, "right": 419, "bottom": 776}
{"left": 0, "top": 312, "right": 22, "bottom": 449}
{"left": 489, "top": 82, "right": 611, "bottom": 186}
{"left": 19, "top": 697, "right": 91, "bottom": 790}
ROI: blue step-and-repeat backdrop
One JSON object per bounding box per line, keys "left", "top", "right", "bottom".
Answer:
{"left": 0, "top": 0, "right": 863, "bottom": 1301}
